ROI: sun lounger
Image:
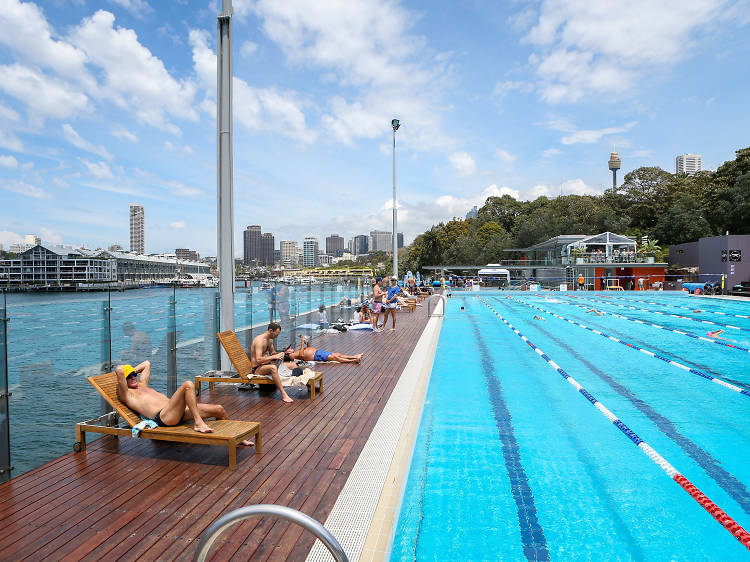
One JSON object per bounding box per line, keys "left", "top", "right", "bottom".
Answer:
{"left": 194, "top": 331, "right": 323, "bottom": 399}
{"left": 75, "top": 371, "right": 261, "bottom": 469}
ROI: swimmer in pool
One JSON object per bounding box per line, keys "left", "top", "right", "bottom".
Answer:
{"left": 460, "top": 306, "right": 465, "bottom": 311}
{"left": 533, "top": 315, "right": 545, "bottom": 321}
{"left": 692, "top": 309, "right": 702, "bottom": 313}
{"left": 706, "top": 329, "right": 737, "bottom": 343}
{"left": 586, "top": 309, "right": 603, "bottom": 316}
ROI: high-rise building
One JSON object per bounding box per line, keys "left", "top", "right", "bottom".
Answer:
{"left": 243, "top": 225, "right": 262, "bottom": 265}
{"left": 280, "top": 241, "right": 299, "bottom": 267}
{"left": 176, "top": 248, "right": 200, "bottom": 262}
{"left": 303, "top": 236, "right": 319, "bottom": 267}
{"left": 369, "top": 230, "right": 391, "bottom": 253}
{"left": 261, "top": 233, "right": 275, "bottom": 265}
{"left": 353, "top": 234, "right": 369, "bottom": 256}
{"left": 397, "top": 232, "right": 404, "bottom": 249}
{"left": 465, "top": 206, "right": 478, "bottom": 219}
{"left": 325, "top": 234, "right": 345, "bottom": 257}
{"left": 129, "top": 204, "right": 144, "bottom": 254}
{"left": 675, "top": 154, "right": 702, "bottom": 175}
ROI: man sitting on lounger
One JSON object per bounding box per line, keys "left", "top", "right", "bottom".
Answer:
{"left": 250, "top": 322, "right": 294, "bottom": 403}
{"left": 286, "top": 335, "right": 363, "bottom": 364}
{"left": 116, "top": 361, "right": 252, "bottom": 444}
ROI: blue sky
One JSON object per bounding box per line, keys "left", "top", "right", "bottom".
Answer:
{"left": 1, "top": 0, "right": 749, "bottom": 256}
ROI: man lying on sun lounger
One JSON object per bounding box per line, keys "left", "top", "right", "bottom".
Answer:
{"left": 285, "top": 335, "right": 363, "bottom": 364}
{"left": 116, "top": 361, "right": 253, "bottom": 444}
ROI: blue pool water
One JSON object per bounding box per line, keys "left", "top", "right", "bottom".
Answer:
{"left": 392, "top": 291, "right": 750, "bottom": 560}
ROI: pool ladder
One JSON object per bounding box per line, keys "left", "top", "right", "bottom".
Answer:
{"left": 193, "top": 504, "right": 349, "bottom": 561}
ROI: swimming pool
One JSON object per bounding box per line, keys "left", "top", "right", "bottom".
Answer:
{"left": 391, "top": 291, "right": 750, "bottom": 560}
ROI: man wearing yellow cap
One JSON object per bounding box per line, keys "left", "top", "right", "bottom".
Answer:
{"left": 116, "top": 361, "right": 249, "bottom": 442}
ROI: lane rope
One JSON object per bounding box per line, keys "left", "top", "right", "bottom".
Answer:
{"left": 559, "top": 294, "right": 750, "bottom": 333}
{"left": 478, "top": 296, "right": 750, "bottom": 550}
{"left": 504, "top": 296, "right": 750, "bottom": 398}
{"left": 544, "top": 296, "right": 750, "bottom": 354}
{"left": 598, "top": 294, "right": 750, "bottom": 320}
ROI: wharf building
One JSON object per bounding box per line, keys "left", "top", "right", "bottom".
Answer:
{"left": 675, "top": 153, "right": 702, "bottom": 175}
{"left": 0, "top": 244, "right": 209, "bottom": 287}
{"left": 129, "top": 204, "right": 145, "bottom": 254}
{"left": 175, "top": 248, "right": 200, "bottom": 262}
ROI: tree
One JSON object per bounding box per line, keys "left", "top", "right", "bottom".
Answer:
{"left": 477, "top": 194, "right": 525, "bottom": 232}
{"left": 606, "top": 167, "right": 673, "bottom": 230}
{"left": 475, "top": 221, "right": 505, "bottom": 247}
{"left": 653, "top": 194, "right": 712, "bottom": 245}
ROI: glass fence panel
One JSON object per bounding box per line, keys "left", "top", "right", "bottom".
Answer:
{"left": 1, "top": 290, "right": 10, "bottom": 483}
{"left": 6, "top": 289, "right": 112, "bottom": 477}
{"left": 174, "top": 287, "right": 219, "bottom": 381}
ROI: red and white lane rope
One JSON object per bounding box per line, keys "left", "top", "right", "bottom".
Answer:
{"left": 478, "top": 297, "right": 750, "bottom": 550}
{"left": 507, "top": 296, "right": 750, "bottom": 398}
{"left": 560, "top": 294, "right": 750, "bottom": 333}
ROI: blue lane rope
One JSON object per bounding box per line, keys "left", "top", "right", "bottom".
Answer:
{"left": 501, "top": 296, "right": 750, "bottom": 398}
{"left": 601, "top": 294, "right": 750, "bottom": 320}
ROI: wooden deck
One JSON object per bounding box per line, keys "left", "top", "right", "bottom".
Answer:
{"left": 0, "top": 309, "right": 430, "bottom": 561}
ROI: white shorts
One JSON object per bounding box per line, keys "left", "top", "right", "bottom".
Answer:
{"left": 384, "top": 302, "right": 397, "bottom": 309}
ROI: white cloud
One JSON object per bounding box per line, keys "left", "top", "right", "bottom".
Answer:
{"left": 0, "top": 179, "right": 50, "bottom": 199}
{"left": 70, "top": 10, "right": 198, "bottom": 132}
{"left": 0, "top": 130, "right": 23, "bottom": 152}
{"left": 0, "top": 103, "right": 20, "bottom": 122}
{"left": 189, "top": 29, "right": 316, "bottom": 144}
{"left": 524, "top": 178, "right": 600, "bottom": 200}
{"left": 450, "top": 151, "right": 476, "bottom": 176}
{"left": 0, "top": 230, "right": 23, "bottom": 247}
{"left": 169, "top": 221, "right": 186, "bottom": 229}
{"left": 82, "top": 160, "right": 114, "bottom": 180}
{"left": 0, "top": 64, "right": 89, "bottom": 121}
{"left": 493, "top": 80, "right": 532, "bottom": 99}
{"left": 240, "top": 41, "right": 258, "bottom": 57}
{"left": 165, "top": 180, "right": 202, "bottom": 198}
{"left": 62, "top": 124, "right": 114, "bottom": 160}
{"left": 560, "top": 122, "right": 637, "bottom": 144}
{"left": 39, "top": 227, "right": 62, "bottom": 244}
{"left": 522, "top": 0, "right": 729, "bottom": 103}
{"left": 542, "top": 148, "right": 563, "bottom": 157}
{"left": 164, "top": 141, "right": 194, "bottom": 155}
{"left": 496, "top": 148, "right": 516, "bottom": 163}
{"left": 252, "top": 0, "right": 453, "bottom": 150}
{"left": 0, "top": 155, "right": 18, "bottom": 168}
{"left": 109, "top": 0, "right": 152, "bottom": 18}
{"left": 111, "top": 126, "right": 138, "bottom": 143}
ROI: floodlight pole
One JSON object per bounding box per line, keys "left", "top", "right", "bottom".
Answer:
{"left": 217, "top": 0, "right": 234, "bottom": 370}
{"left": 391, "top": 119, "right": 400, "bottom": 279}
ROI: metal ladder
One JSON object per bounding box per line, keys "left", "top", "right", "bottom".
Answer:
{"left": 193, "top": 504, "right": 349, "bottom": 561}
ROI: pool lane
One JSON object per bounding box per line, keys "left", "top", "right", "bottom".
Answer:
{"left": 481, "top": 297, "right": 750, "bottom": 552}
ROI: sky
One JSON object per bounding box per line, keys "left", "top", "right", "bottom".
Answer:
{"left": 1, "top": 0, "right": 749, "bottom": 257}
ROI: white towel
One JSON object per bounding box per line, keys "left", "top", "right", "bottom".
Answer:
{"left": 132, "top": 419, "right": 158, "bottom": 437}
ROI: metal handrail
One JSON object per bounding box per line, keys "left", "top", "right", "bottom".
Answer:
{"left": 193, "top": 504, "right": 349, "bottom": 562}
{"left": 426, "top": 294, "right": 446, "bottom": 317}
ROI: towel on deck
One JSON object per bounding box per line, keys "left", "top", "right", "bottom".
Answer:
{"left": 132, "top": 419, "right": 158, "bottom": 437}
{"left": 275, "top": 362, "right": 318, "bottom": 387}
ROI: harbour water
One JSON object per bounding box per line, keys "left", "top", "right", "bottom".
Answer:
{"left": 2, "top": 281, "right": 366, "bottom": 477}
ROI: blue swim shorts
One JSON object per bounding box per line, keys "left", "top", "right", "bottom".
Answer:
{"left": 313, "top": 350, "right": 331, "bottom": 362}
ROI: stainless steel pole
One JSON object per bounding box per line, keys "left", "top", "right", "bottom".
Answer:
{"left": 217, "top": 0, "right": 235, "bottom": 370}
{"left": 392, "top": 126, "right": 397, "bottom": 279}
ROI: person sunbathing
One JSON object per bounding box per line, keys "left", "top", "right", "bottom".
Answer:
{"left": 397, "top": 295, "right": 422, "bottom": 307}
{"left": 287, "top": 335, "right": 363, "bottom": 364}
{"left": 116, "top": 361, "right": 253, "bottom": 445}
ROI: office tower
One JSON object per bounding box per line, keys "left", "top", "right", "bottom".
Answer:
{"left": 353, "top": 234, "right": 369, "bottom": 256}
{"left": 129, "top": 203, "right": 145, "bottom": 254}
{"left": 261, "top": 232, "right": 275, "bottom": 265}
{"left": 465, "top": 206, "right": 478, "bottom": 219}
{"left": 608, "top": 152, "right": 621, "bottom": 189}
{"left": 397, "top": 232, "right": 404, "bottom": 249}
{"left": 675, "top": 154, "right": 702, "bottom": 175}
{"left": 369, "top": 230, "right": 391, "bottom": 253}
{"left": 274, "top": 249, "right": 280, "bottom": 263}
{"left": 325, "top": 234, "right": 345, "bottom": 257}
{"left": 280, "top": 241, "right": 299, "bottom": 266}
{"left": 243, "top": 225, "right": 262, "bottom": 265}
{"left": 303, "top": 236, "right": 319, "bottom": 267}
{"left": 175, "top": 248, "right": 200, "bottom": 261}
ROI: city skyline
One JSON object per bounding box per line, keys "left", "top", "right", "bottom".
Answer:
{"left": 0, "top": 1, "right": 749, "bottom": 256}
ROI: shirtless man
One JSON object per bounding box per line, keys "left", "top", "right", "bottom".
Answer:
{"left": 250, "top": 322, "right": 293, "bottom": 403}
{"left": 586, "top": 308, "right": 603, "bottom": 316}
{"left": 116, "top": 361, "right": 254, "bottom": 444}
{"left": 288, "top": 335, "right": 363, "bottom": 364}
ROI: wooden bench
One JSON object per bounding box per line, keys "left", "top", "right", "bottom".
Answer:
{"left": 76, "top": 372, "right": 261, "bottom": 470}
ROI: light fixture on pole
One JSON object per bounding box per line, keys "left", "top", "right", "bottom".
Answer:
{"left": 391, "top": 118, "right": 400, "bottom": 280}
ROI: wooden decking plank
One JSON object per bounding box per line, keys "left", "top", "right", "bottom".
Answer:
{"left": 0, "top": 310, "right": 430, "bottom": 560}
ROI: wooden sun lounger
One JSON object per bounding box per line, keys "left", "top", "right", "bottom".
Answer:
{"left": 193, "top": 331, "right": 323, "bottom": 400}
{"left": 75, "top": 371, "right": 261, "bottom": 470}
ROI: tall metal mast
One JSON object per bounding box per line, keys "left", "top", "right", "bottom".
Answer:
{"left": 217, "top": 0, "right": 234, "bottom": 369}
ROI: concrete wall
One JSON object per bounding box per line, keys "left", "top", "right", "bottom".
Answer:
{"left": 669, "top": 235, "right": 750, "bottom": 288}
